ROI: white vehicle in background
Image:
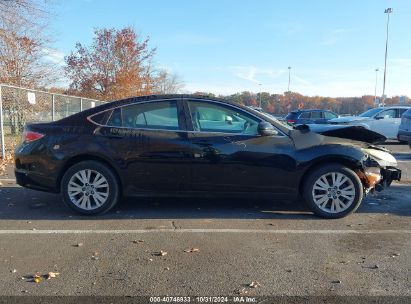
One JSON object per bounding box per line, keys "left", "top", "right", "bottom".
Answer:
{"left": 328, "top": 106, "right": 411, "bottom": 139}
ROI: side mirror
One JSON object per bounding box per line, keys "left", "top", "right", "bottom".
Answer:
{"left": 258, "top": 121, "right": 279, "bottom": 136}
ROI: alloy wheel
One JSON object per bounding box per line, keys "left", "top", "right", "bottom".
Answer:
{"left": 67, "top": 169, "right": 110, "bottom": 210}
{"left": 311, "top": 172, "right": 356, "bottom": 214}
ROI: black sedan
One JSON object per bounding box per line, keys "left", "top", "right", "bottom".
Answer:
{"left": 15, "top": 95, "right": 401, "bottom": 218}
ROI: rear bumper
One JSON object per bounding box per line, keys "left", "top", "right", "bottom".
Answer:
{"left": 15, "top": 168, "right": 59, "bottom": 192}
{"left": 397, "top": 129, "right": 411, "bottom": 142}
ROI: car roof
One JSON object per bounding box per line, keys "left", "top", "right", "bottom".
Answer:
{"left": 56, "top": 94, "right": 292, "bottom": 134}
{"left": 291, "top": 109, "right": 334, "bottom": 113}
{"left": 374, "top": 105, "right": 411, "bottom": 109}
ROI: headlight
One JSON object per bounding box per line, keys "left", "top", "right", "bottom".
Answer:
{"left": 363, "top": 148, "right": 397, "bottom": 165}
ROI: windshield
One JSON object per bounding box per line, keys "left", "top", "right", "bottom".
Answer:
{"left": 359, "top": 108, "right": 382, "bottom": 117}
{"left": 260, "top": 112, "right": 293, "bottom": 130}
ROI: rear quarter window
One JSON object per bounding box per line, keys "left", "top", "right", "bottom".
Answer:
{"left": 89, "top": 111, "right": 109, "bottom": 125}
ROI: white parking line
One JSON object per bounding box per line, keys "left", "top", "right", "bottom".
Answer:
{"left": 0, "top": 229, "right": 410, "bottom": 234}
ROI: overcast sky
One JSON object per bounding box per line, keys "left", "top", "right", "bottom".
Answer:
{"left": 49, "top": 0, "right": 410, "bottom": 97}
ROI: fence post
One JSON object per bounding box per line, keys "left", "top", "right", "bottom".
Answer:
{"left": 0, "top": 85, "right": 5, "bottom": 159}
{"left": 52, "top": 94, "right": 55, "bottom": 121}
{"left": 80, "top": 98, "right": 83, "bottom": 112}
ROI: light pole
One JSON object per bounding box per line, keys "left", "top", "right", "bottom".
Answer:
{"left": 258, "top": 83, "right": 262, "bottom": 108}
{"left": 382, "top": 7, "right": 393, "bottom": 106}
{"left": 374, "top": 68, "right": 379, "bottom": 105}
{"left": 287, "top": 66, "right": 291, "bottom": 92}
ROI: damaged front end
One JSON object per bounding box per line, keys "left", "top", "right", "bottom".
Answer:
{"left": 357, "top": 146, "right": 401, "bottom": 194}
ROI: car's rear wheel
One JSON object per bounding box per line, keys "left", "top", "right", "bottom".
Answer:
{"left": 303, "top": 164, "right": 363, "bottom": 219}
{"left": 61, "top": 161, "right": 120, "bottom": 215}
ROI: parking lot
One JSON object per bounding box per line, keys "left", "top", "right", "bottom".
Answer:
{"left": 0, "top": 143, "right": 410, "bottom": 298}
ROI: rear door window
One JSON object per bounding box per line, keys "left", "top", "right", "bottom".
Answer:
{"left": 310, "top": 111, "right": 322, "bottom": 119}
{"left": 107, "top": 101, "right": 180, "bottom": 130}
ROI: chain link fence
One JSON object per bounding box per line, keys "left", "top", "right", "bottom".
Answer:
{"left": 0, "top": 84, "right": 104, "bottom": 158}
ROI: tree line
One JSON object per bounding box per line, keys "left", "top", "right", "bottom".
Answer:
{"left": 199, "top": 91, "right": 410, "bottom": 115}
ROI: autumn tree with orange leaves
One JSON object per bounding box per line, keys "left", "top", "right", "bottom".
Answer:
{"left": 65, "top": 27, "right": 182, "bottom": 101}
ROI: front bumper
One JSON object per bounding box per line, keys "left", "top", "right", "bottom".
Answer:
{"left": 380, "top": 167, "right": 401, "bottom": 187}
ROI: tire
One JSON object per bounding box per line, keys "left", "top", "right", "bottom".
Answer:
{"left": 302, "top": 163, "right": 364, "bottom": 219}
{"left": 61, "top": 161, "right": 120, "bottom": 215}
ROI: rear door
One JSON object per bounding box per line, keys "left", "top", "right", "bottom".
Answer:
{"left": 95, "top": 99, "right": 192, "bottom": 193}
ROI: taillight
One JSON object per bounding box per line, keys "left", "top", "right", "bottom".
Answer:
{"left": 287, "top": 119, "right": 296, "bottom": 124}
{"left": 23, "top": 131, "right": 45, "bottom": 142}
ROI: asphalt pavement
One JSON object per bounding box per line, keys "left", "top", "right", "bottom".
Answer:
{"left": 0, "top": 143, "right": 410, "bottom": 299}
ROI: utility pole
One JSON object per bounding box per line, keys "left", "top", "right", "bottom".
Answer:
{"left": 382, "top": 8, "right": 393, "bottom": 106}
{"left": 258, "top": 83, "right": 262, "bottom": 108}
{"left": 374, "top": 68, "right": 379, "bottom": 105}
{"left": 287, "top": 66, "right": 292, "bottom": 92}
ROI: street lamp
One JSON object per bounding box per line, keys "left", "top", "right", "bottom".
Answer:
{"left": 287, "top": 66, "right": 292, "bottom": 92}
{"left": 382, "top": 7, "right": 393, "bottom": 106}
{"left": 258, "top": 83, "right": 262, "bottom": 108}
{"left": 374, "top": 68, "right": 379, "bottom": 105}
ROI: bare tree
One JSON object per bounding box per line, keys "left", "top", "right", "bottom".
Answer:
{"left": 153, "top": 69, "right": 184, "bottom": 94}
{"left": 0, "top": 0, "right": 56, "bottom": 87}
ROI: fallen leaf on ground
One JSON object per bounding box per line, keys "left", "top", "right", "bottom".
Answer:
{"left": 46, "top": 272, "right": 60, "bottom": 279}
{"left": 132, "top": 240, "right": 144, "bottom": 244}
{"left": 33, "top": 275, "right": 42, "bottom": 283}
{"left": 11, "top": 269, "right": 17, "bottom": 273}
{"left": 332, "top": 280, "right": 342, "bottom": 284}
{"left": 236, "top": 287, "right": 248, "bottom": 295}
{"left": 153, "top": 250, "right": 167, "bottom": 256}
{"left": 249, "top": 281, "right": 261, "bottom": 288}
{"left": 91, "top": 252, "right": 100, "bottom": 260}
{"left": 184, "top": 248, "right": 199, "bottom": 253}
{"left": 74, "top": 243, "right": 83, "bottom": 247}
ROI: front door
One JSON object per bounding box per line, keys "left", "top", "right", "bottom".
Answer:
{"left": 184, "top": 99, "right": 296, "bottom": 194}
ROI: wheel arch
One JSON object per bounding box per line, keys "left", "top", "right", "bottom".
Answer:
{"left": 57, "top": 154, "right": 122, "bottom": 194}
{"left": 298, "top": 156, "right": 363, "bottom": 196}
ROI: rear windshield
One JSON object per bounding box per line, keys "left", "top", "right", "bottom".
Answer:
{"left": 285, "top": 112, "right": 298, "bottom": 119}
{"left": 402, "top": 108, "right": 411, "bottom": 118}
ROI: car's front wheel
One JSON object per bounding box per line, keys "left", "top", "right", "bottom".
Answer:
{"left": 61, "top": 161, "right": 120, "bottom": 215}
{"left": 303, "top": 164, "right": 364, "bottom": 219}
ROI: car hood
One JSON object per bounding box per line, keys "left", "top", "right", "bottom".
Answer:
{"left": 328, "top": 116, "right": 369, "bottom": 123}
{"left": 292, "top": 124, "right": 386, "bottom": 144}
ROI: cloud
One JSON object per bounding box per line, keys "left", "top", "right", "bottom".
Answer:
{"left": 43, "top": 48, "right": 65, "bottom": 66}
{"left": 321, "top": 28, "right": 356, "bottom": 46}
{"left": 183, "top": 65, "right": 411, "bottom": 97}
{"left": 222, "top": 65, "right": 285, "bottom": 84}
{"left": 165, "top": 33, "right": 224, "bottom": 45}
